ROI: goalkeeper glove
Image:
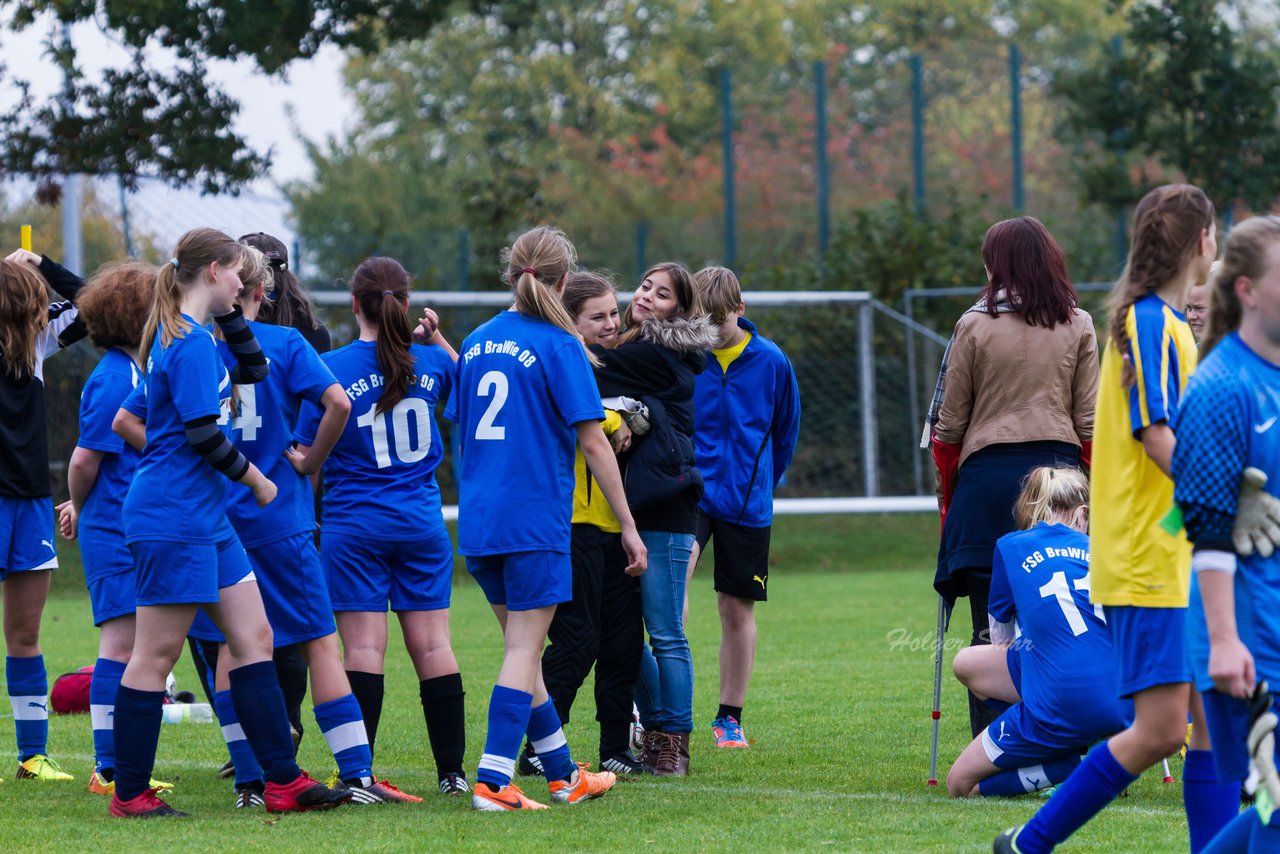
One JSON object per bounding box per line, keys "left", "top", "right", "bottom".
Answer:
{"left": 1233, "top": 467, "right": 1280, "bottom": 558}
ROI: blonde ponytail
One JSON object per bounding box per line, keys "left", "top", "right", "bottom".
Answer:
{"left": 140, "top": 228, "right": 245, "bottom": 370}
{"left": 1200, "top": 215, "right": 1280, "bottom": 359}
{"left": 139, "top": 262, "right": 189, "bottom": 370}
{"left": 1013, "top": 466, "right": 1090, "bottom": 530}
{"left": 503, "top": 226, "right": 601, "bottom": 367}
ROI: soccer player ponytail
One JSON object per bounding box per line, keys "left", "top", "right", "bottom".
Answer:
{"left": 351, "top": 256, "right": 415, "bottom": 415}
{"left": 0, "top": 259, "right": 49, "bottom": 378}
{"left": 141, "top": 228, "right": 245, "bottom": 369}
{"left": 1200, "top": 215, "right": 1280, "bottom": 359}
{"left": 1106, "top": 184, "right": 1214, "bottom": 388}
{"left": 504, "top": 226, "right": 601, "bottom": 367}
{"left": 1014, "top": 466, "right": 1090, "bottom": 531}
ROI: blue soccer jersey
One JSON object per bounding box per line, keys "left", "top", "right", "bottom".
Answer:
{"left": 1173, "top": 333, "right": 1280, "bottom": 690}
{"left": 990, "top": 523, "right": 1128, "bottom": 740}
{"left": 122, "top": 318, "right": 235, "bottom": 544}
{"left": 445, "top": 311, "right": 604, "bottom": 556}
{"left": 216, "top": 322, "right": 337, "bottom": 548}
{"left": 77, "top": 348, "right": 142, "bottom": 581}
{"left": 296, "top": 339, "right": 454, "bottom": 539}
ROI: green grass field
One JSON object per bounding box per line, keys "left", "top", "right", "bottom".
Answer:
{"left": 0, "top": 515, "right": 1188, "bottom": 852}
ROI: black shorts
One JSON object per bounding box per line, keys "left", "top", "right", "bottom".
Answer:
{"left": 695, "top": 513, "right": 771, "bottom": 601}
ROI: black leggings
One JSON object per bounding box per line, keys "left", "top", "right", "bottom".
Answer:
{"left": 963, "top": 569, "right": 998, "bottom": 739}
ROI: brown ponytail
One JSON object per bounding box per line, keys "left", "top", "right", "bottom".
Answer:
{"left": 351, "top": 256, "right": 415, "bottom": 415}
{"left": 1200, "top": 215, "right": 1280, "bottom": 359}
{"left": 141, "top": 227, "right": 245, "bottom": 370}
{"left": 502, "top": 226, "right": 601, "bottom": 367}
{"left": 0, "top": 260, "right": 49, "bottom": 377}
{"left": 1107, "top": 184, "right": 1214, "bottom": 387}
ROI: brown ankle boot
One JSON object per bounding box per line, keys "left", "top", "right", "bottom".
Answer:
{"left": 652, "top": 732, "right": 690, "bottom": 776}
{"left": 640, "top": 728, "right": 662, "bottom": 768}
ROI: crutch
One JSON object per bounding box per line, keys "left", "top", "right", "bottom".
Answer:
{"left": 928, "top": 594, "right": 946, "bottom": 786}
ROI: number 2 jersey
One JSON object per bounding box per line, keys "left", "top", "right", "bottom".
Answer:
{"left": 296, "top": 339, "right": 454, "bottom": 539}
{"left": 990, "top": 523, "right": 1129, "bottom": 741}
{"left": 446, "top": 311, "right": 604, "bottom": 556}
{"left": 1173, "top": 332, "right": 1280, "bottom": 690}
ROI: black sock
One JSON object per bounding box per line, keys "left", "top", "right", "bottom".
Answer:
{"left": 346, "top": 670, "right": 385, "bottom": 758}
{"left": 718, "top": 704, "right": 743, "bottom": 723}
{"left": 419, "top": 673, "right": 466, "bottom": 778}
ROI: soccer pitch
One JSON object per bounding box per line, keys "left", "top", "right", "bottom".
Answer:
{"left": 0, "top": 515, "right": 1187, "bottom": 852}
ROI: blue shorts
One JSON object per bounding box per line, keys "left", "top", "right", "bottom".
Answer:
{"left": 1106, "top": 605, "right": 1191, "bottom": 698}
{"left": 1007, "top": 645, "right": 1022, "bottom": 695}
{"left": 322, "top": 529, "right": 454, "bottom": 612}
{"left": 981, "top": 703, "right": 1084, "bottom": 770}
{"left": 466, "top": 550, "right": 571, "bottom": 611}
{"left": 1201, "top": 688, "right": 1276, "bottom": 787}
{"left": 88, "top": 571, "right": 135, "bottom": 626}
{"left": 0, "top": 496, "right": 57, "bottom": 576}
{"left": 130, "top": 536, "right": 253, "bottom": 607}
{"left": 189, "top": 533, "right": 337, "bottom": 645}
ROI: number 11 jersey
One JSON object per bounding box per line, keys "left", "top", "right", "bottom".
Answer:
{"left": 296, "top": 339, "right": 455, "bottom": 538}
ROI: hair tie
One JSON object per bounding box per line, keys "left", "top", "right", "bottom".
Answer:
{"left": 169, "top": 258, "right": 179, "bottom": 270}
{"left": 382, "top": 290, "right": 394, "bottom": 297}
{"left": 521, "top": 267, "right": 537, "bottom": 276}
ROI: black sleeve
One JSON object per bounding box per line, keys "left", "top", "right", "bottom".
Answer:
{"left": 184, "top": 415, "right": 251, "bottom": 481}
{"left": 37, "top": 256, "right": 85, "bottom": 302}
{"left": 593, "top": 341, "right": 676, "bottom": 398}
{"left": 213, "top": 306, "right": 269, "bottom": 384}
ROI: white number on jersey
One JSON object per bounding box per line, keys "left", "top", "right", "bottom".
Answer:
{"left": 475, "top": 370, "right": 508, "bottom": 440}
{"left": 217, "top": 385, "right": 263, "bottom": 442}
{"left": 356, "top": 397, "right": 432, "bottom": 468}
{"left": 1037, "top": 570, "right": 1102, "bottom": 637}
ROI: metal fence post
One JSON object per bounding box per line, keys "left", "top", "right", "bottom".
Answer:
{"left": 720, "top": 66, "right": 736, "bottom": 267}
{"left": 118, "top": 175, "right": 133, "bottom": 257}
{"left": 814, "top": 60, "right": 831, "bottom": 259}
{"left": 1010, "top": 43, "right": 1024, "bottom": 212}
{"left": 904, "top": 292, "right": 923, "bottom": 495}
{"left": 859, "top": 299, "right": 879, "bottom": 497}
{"left": 910, "top": 54, "right": 926, "bottom": 217}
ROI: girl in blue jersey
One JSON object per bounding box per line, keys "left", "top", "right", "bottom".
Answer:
{"left": 448, "top": 225, "right": 645, "bottom": 811}
{"left": 109, "top": 228, "right": 348, "bottom": 818}
{"left": 294, "top": 255, "right": 471, "bottom": 798}
{"left": 57, "top": 261, "right": 177, "bottom": 796}
{"left": 947, "top": 466, "right": 1130, "bottom": 799}
{"left": 1172, "top": 215, "right": 1280, "bottom": 852}
{"left": 0, "top": 248, "right": 85, "bottom": 783}
{"left": 598, "top": 262, "right": 715, "bottom": 776}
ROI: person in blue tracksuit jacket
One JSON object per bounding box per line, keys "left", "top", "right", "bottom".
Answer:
{"left": 689, "top": 266, "right": 800, "bottom": 749}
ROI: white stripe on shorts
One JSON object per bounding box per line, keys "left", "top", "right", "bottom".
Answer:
{"left": 221, "top": 722, "right": 247, "bottom": 744}
{"left": 530, "top": 729, "right": 567, "bottom": 755}
{"left": 11, "top": 695, "right": 49, "bottom": 720}
{"left": 235, "top": 571, "right": 256, "bottom": 585}
{"left": 90, "top": 704, "right": 114, "bottom": 730}
{"left": 478, "top": 753, "right": 517, "bottom": 779}
{"left": 980, "top": 726, "right": 1004, "bottom": 763}
{"left": 322, "top": 720, "right": 369, "bottom": 755}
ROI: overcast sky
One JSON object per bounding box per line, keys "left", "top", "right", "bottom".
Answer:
{"left": 0, "top": 15, "right": 354, "bottom": 188}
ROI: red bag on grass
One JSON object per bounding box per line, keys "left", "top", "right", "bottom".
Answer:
{"left": 50, "top": 665, "right": 94, "bottom": 714}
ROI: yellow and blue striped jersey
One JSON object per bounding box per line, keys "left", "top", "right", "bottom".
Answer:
{"left": 1090, "top": 293, "right": 1198, "bottom": 607}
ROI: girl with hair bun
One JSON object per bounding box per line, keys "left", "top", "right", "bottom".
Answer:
{"left": 110, "top": 227, "right": 348, "bottom": 818}
{"left": 947, "top": 466, "right": 1130, "bottom": 800}
{"left": 0, "top": 246, "right": 86, "bottom": 784}
{"left": 448, "top": 226, "right": 645, "bottom": 811}
{"left": 294, "top": 255, "right": 468, "bottom": 798}
{"left": 996, "top": 184, "right": 1218, "bottom": 854}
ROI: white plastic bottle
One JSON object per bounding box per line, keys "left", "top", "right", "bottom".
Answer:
{"left": 161, "top": 702, "right": 214, "bottom": 724}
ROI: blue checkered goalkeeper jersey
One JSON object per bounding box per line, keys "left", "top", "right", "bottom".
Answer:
{"left": 1174, "top": 332, "right": 1280, "bottom": 689}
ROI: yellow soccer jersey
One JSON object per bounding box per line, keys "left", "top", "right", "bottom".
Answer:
{"left": 1090, "top": 294, "right": 1198, "bottom": 607}
{"left": 573, "top": 410, "right": 623, "bottom": 533}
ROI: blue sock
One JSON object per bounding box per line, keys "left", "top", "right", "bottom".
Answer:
{"left": 1183, "top": 749, "right": 1240, "bottom": 853}
{"left": 527, "top": 698, "right": 574, "bottom": 783}
{"left": 228, "top": 661, "right": 300, "bottom": 786}
{"left": 89, "top": 658, "right": 126, "bottom": 775}
{"left": 477, "top": 685, "right": 533, "bottom": 790}
{"left": 7, "top": 655, "right": 48, "bottom": 761}
{"left": 1017, "top": 741, "right": 1137, "bottom": 853}
{"left": 111, "top": 685, "right": 164, "bottom": 802}
{"left": 214, "top": 689, "right": 263, "bottom": 786}
{"left": 979, "top": 755, "right": 1081, "bottom": 797}
{"left": 314, "top": 693, "right": 373, "bottom": 783}
{"left": 1202, "top": 808, "right": 1260, "bottom": 853}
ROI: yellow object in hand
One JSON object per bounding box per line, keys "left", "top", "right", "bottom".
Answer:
{"left": 20, "top": 224, "right": 31, "bottom": 252}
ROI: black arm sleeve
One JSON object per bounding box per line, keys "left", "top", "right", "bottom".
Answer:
{"left": 213, "top": 306, "right": 269, "bottom": 384}
{"left": 37, "top": 256, "right": 85, "bottom": 302}
{"left": 184, "top": 415, "right": 251, "bottom": 481}
{"left": 592, "top": 341, "right": 676, "bottom": 398}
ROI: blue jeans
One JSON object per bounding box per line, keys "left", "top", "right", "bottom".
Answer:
{"left": 633, "top": 531, "right": 694, "bottom": 733}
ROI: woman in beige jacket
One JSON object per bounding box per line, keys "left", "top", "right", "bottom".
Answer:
{"left": 928, "top": 216, "right": 1099, "bottom": 739}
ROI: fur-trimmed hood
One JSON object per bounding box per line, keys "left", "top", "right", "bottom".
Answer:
{"left": 637, "top": 314, "right": 718, "bottom": 356}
